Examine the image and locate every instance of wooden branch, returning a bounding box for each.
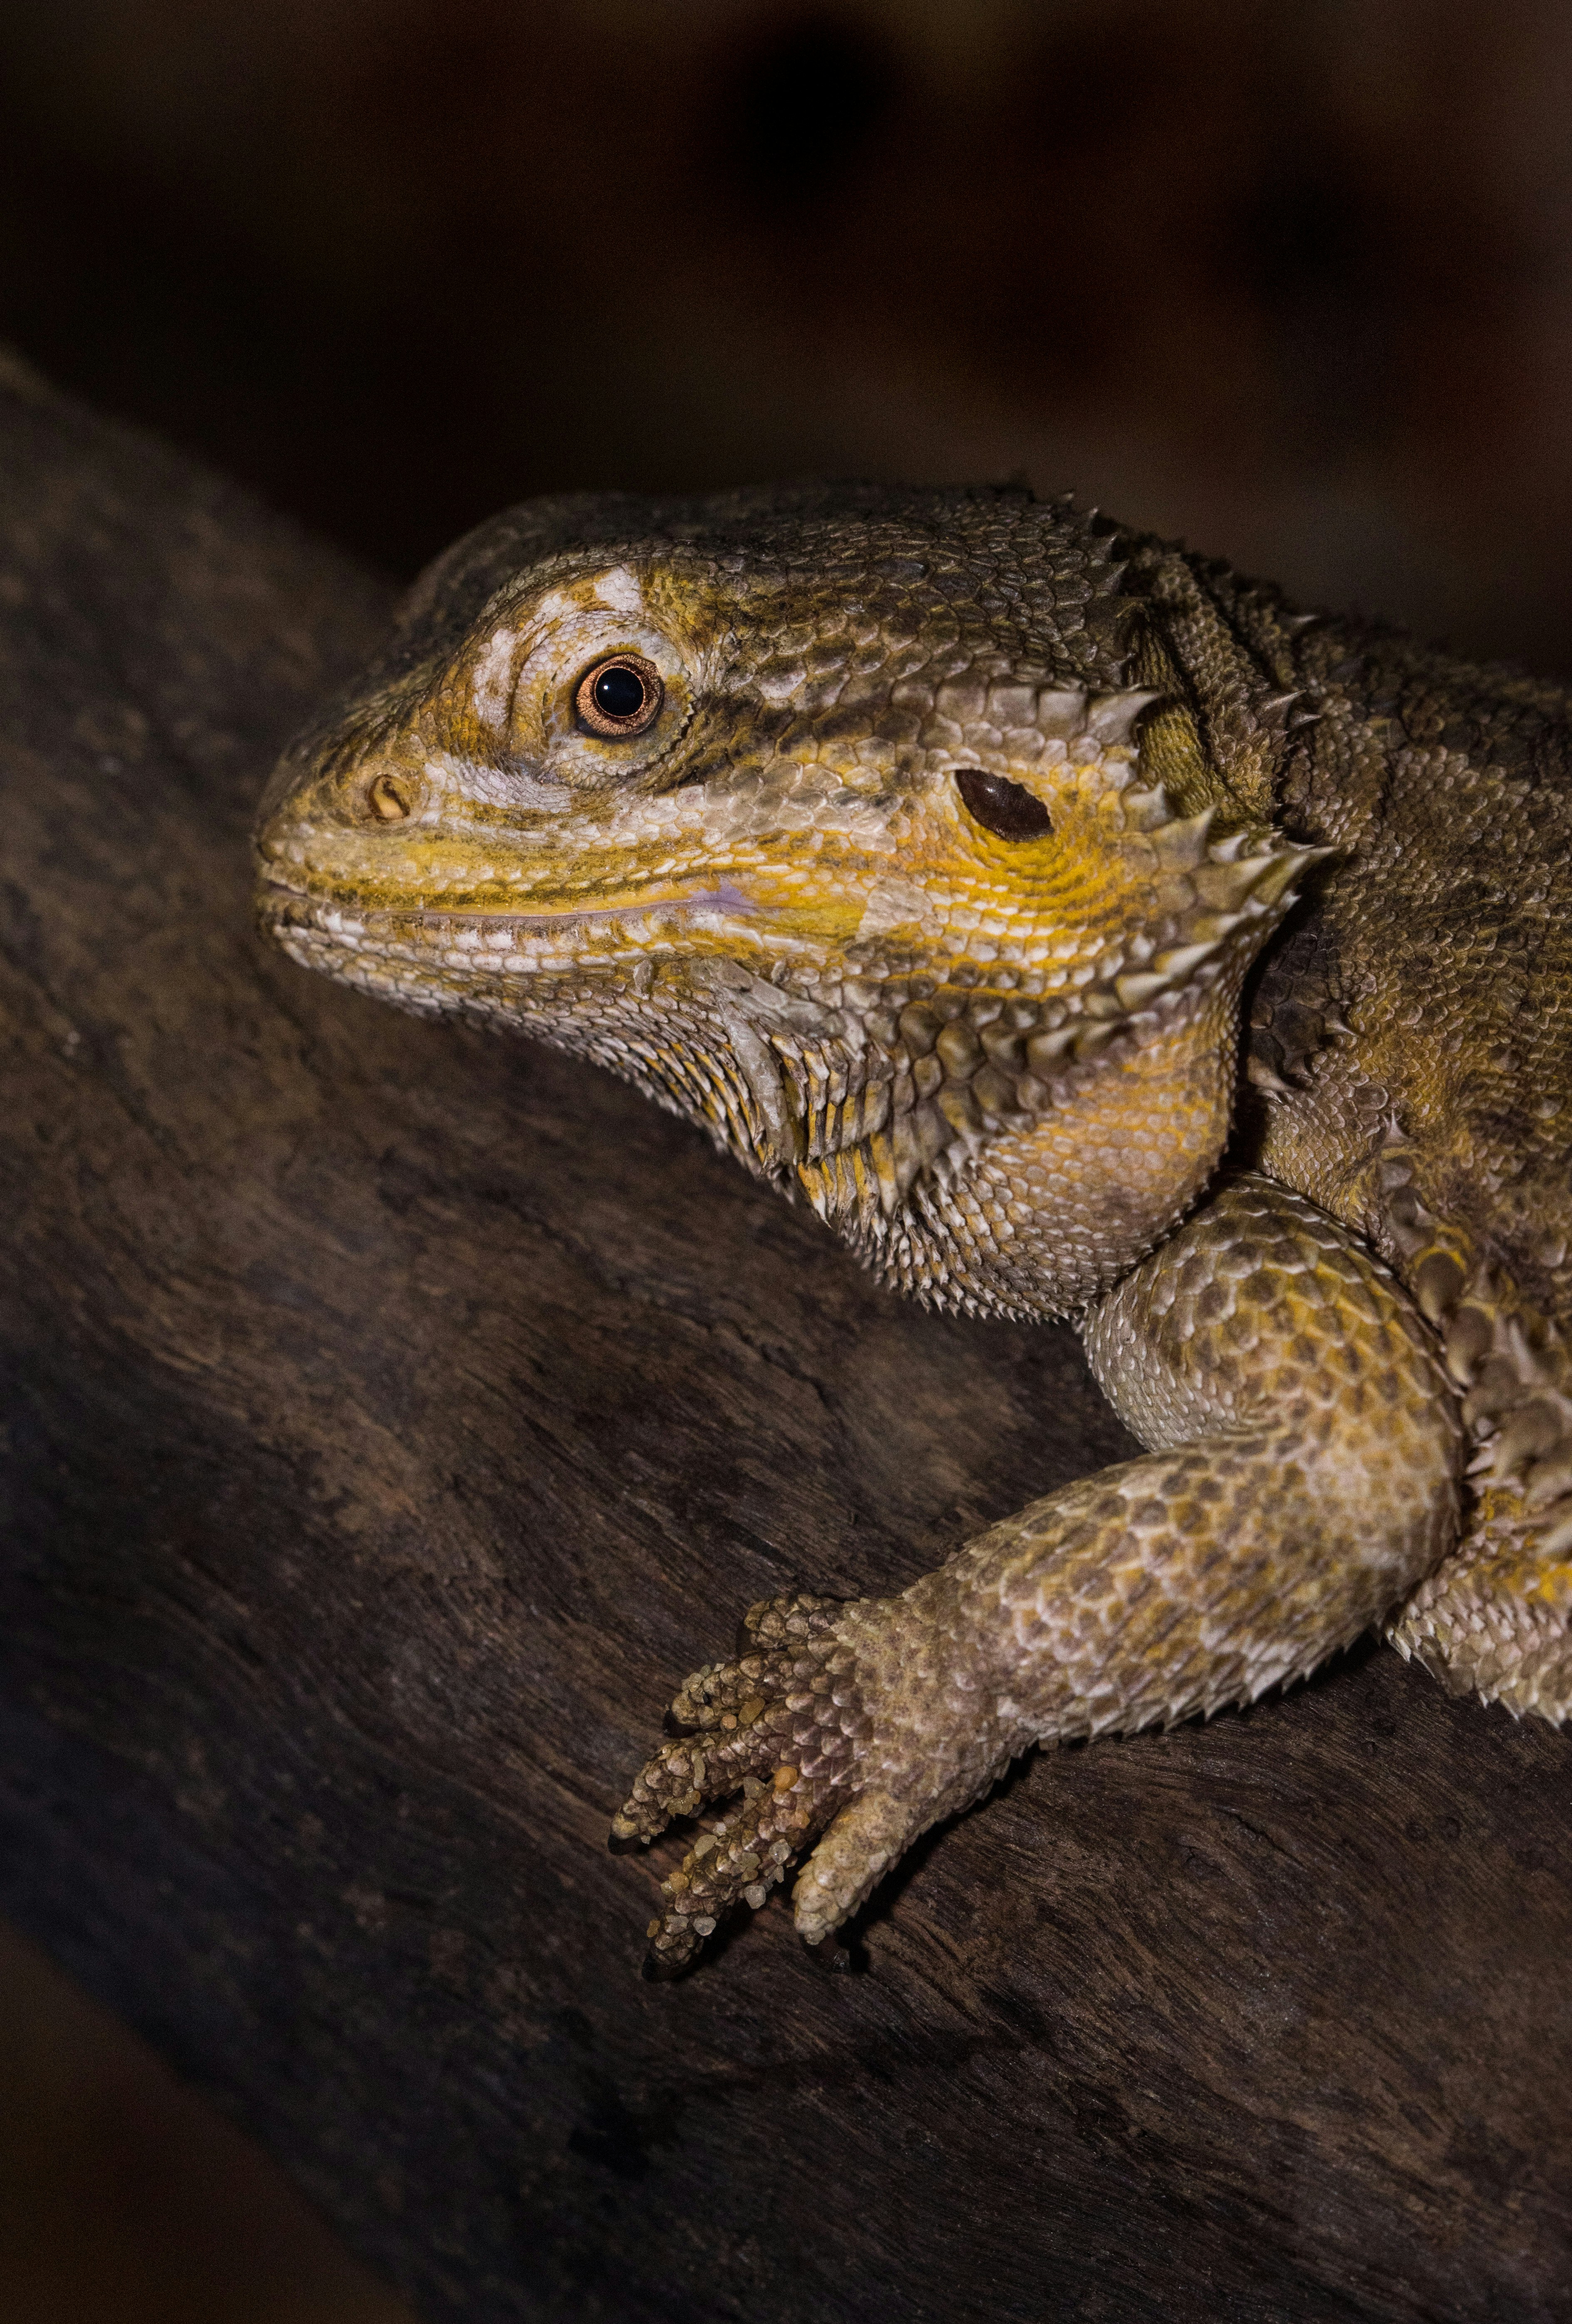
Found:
[2,350,1569,2322]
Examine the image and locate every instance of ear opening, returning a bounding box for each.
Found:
[954,768,1052,839]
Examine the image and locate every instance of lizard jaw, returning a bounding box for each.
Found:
[257,872,762,934]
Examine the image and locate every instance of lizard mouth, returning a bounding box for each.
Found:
[257,874,762,932]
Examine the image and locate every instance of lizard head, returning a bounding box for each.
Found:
[256,486,1322,1318]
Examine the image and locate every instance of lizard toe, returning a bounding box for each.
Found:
[793,1786,919,1948]
[619,1593,881,1966]
[740,1590,846,1649]
[610,1716,782,1846]
[642,1774,825,1975]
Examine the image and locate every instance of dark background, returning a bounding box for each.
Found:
[4,0,1571,671]
[2,1,1570,2315]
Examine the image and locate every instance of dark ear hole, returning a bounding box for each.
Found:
[955,768,1052,840]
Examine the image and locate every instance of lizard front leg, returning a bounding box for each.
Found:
[614,1176,1462,1973]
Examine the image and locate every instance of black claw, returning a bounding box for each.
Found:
[607,1828,646,1854]
[641,1952,691,1982]
[804,1934,853,1973]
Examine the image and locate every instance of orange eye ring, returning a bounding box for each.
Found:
[575,653,664,739]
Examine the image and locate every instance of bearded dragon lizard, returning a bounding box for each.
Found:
[254,485,1572,1975]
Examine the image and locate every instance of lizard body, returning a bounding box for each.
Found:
[254,484,1572,1972]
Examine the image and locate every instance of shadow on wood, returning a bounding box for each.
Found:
[0,1915,413,2323]
[2,352,1569,2322]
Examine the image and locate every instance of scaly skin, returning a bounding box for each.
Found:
[254,484,1570,1974]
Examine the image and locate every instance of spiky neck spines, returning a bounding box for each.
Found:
[748,697,1329,1316]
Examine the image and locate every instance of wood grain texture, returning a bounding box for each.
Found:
[2,353,1570,2323]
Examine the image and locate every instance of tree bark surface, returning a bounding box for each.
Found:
[2,354,1570,2324]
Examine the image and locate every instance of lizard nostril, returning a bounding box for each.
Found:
[367,772,413,822]
[955,767,1052,840]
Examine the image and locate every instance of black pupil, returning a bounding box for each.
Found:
[592,664,647,720]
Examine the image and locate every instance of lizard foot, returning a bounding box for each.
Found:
[612,1590,950,1975]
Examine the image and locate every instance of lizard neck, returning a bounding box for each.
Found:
[1112,516,1572,1361]
[1110,529,1330,828]
[1110,518,1570,837]
[831,977,1241,1323]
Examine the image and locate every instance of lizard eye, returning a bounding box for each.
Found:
[575,653,664,739]
[955,767,1052,840]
